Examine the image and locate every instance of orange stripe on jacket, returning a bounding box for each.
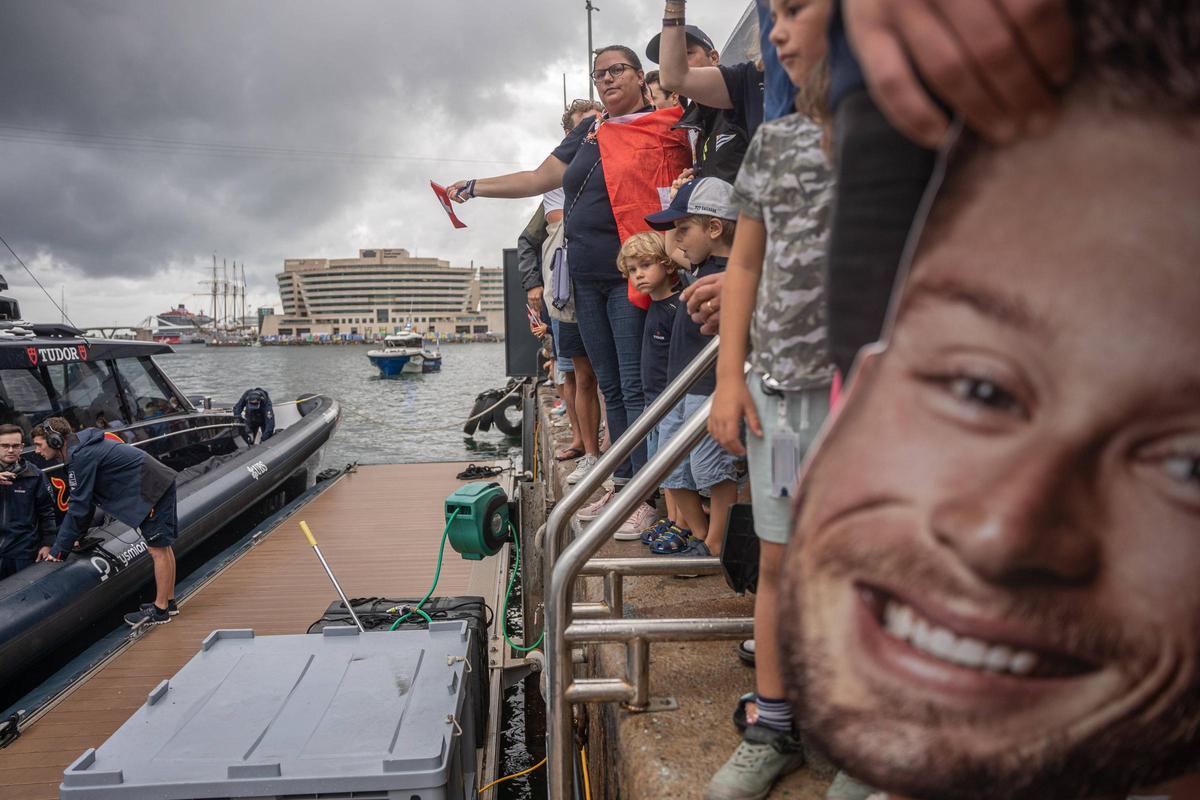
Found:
[596,106,692,310]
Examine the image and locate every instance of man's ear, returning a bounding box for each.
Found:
[709,49,720,66]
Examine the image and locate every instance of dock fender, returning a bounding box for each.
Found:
[475,390,501,434]
[491,394,522,436]
[463,391,494,436]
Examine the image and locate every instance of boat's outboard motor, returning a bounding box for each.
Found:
[444,482,514,560]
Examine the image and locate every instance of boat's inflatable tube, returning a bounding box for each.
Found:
[0,395,341,691]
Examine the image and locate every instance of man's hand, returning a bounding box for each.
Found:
[708,380,761,457]
[36,546,52,562]
[845,0,1073,147]
[527,286,544,309]
[682,273,725,335]
[0,471,13,486]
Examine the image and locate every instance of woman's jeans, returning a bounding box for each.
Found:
[572,277,646,481]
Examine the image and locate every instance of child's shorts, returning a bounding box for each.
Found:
[658,394,739,492]
[745,376,831,544]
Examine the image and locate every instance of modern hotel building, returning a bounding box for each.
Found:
[259,248,505,339]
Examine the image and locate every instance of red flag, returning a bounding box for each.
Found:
[595,106,692,309]
[430,181,468,229]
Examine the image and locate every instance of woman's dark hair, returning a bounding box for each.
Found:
[593,46,648,104]
[593,45,643,72]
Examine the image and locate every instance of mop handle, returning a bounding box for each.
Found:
[299,521,366,632]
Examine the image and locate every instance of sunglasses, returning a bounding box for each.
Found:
[591,63,636,84]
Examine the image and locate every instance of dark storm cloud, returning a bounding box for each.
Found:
[0,0,739,324]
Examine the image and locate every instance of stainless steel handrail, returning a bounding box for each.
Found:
[545,337,757,797]
[542,336,721,585]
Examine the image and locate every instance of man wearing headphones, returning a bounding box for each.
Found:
[37,417,180,626]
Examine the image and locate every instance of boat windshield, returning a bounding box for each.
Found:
[0,356,184,435]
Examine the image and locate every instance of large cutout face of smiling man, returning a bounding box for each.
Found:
[781,12,1200,800]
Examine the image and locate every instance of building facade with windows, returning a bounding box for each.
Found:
[259,249,505,339]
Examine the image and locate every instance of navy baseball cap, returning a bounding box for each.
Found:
[646,25,716,64]
[645,177,737,230]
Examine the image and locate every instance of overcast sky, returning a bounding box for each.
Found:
[0,0,748,328]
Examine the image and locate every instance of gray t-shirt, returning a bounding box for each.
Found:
[732,113,835,391]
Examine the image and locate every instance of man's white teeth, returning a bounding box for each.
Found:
[883,600,1040,676]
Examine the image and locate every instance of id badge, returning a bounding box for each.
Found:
[770,428,803,498]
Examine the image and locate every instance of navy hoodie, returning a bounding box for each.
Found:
[51,429,177,557]
[0,460,57,561]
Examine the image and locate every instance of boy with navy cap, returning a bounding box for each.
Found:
[642,178,740,557]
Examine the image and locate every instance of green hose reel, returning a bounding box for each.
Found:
[445,482,512,560]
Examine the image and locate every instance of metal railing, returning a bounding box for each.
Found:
[542,337,754,797]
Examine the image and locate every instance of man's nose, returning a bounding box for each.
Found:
[930,441,1100,586]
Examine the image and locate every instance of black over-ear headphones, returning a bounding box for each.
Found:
[45,427,66,451]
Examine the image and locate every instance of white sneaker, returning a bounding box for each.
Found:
[565,454,597,485]
[576,488,615,521]
[615,503,658,540]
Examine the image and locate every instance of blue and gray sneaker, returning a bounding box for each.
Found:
[125,604,170,627]
[640,518,676,545]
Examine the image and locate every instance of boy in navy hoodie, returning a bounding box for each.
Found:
[613,232,686,542]
[644,178,740,556]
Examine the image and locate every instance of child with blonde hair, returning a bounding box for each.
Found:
[605,231,685,540]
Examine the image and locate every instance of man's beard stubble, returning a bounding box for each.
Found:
[778,522,1200,799]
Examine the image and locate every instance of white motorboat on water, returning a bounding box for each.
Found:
[366,331,443,376]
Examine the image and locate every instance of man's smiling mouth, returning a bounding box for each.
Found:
[860,584,1097,680]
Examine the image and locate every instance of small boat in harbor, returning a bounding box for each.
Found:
[366,331,443,376]
[0,317,340,691]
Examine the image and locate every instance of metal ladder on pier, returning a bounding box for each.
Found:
[542,337,754,797]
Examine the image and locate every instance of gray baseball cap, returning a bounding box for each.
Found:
[645,177,737,230]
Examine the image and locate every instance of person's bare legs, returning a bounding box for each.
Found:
[704,480,737,556]
[754,541,786,700]
[561,372,584,453]
[572,355,601,457]
[667,488,708,542]
[664,491,680,525]
[149,545,176,609]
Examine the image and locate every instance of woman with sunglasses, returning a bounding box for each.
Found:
[446,45,690,534]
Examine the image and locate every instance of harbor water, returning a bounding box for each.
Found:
[158,341,522,467]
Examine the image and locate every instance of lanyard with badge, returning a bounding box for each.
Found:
[762,372,810,499]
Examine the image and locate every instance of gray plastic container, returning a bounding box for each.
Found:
[60,622,479,800]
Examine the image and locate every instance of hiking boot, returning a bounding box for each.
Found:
[576,488,615,521]
[615,503,658,540]
[125,604,170,627]
[706,724,804,800]
[825,771,878,800]
[565,454,597,485]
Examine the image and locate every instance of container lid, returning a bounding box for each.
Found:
[61,624,473,799]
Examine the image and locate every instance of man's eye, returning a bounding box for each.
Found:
[1163,455,1200,485]
[945,376,1023,415]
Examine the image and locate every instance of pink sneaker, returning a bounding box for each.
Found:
[576,488,615,521]
[615,503,658,540]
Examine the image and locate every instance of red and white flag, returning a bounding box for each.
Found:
[429,181,468,229]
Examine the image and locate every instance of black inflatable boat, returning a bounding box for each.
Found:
[0,322,340,688]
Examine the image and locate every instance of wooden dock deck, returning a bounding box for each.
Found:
[0,461,509,800]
